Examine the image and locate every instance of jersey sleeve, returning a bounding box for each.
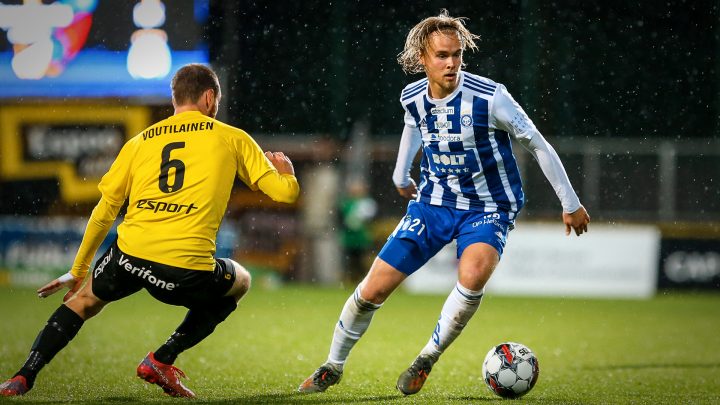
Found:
[402,108,418,128]
[490,84,538,142]
[491,84,582,213]
[256,172,300,203]
[233,130,275,190]
[392,124,422,188]
[98,137,138,205]
[69,197,122,278]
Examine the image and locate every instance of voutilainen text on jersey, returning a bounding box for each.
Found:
[142,121,214,140]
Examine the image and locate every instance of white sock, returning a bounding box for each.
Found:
[327,287,381,369]
[419,282,484,363]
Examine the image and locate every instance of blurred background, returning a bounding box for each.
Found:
[0,0,718,296]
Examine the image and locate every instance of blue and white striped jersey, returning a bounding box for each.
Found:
[396,71,531,217]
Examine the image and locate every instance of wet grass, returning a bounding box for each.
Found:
[1,286,719,404]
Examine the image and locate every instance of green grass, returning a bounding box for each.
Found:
[1,285,719,404]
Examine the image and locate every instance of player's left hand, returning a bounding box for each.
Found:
[37,272,83,301]
[396,178,418,199]
[563,206,590,236]
[265,151,295,176]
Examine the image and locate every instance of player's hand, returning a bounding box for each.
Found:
[37,272,83,301]
[396,178,418,199]
[563,206,590,236]
[265,151,295,176]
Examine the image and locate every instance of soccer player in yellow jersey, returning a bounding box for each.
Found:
[0,64,300,398]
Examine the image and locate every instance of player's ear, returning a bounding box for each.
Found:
[205,89,214,105]
[418,50,426,66]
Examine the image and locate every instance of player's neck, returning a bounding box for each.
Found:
[427,80,459,100]
[174,105,205,116]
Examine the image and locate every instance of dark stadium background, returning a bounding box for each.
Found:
[208,1,718,139]
[0,0,717,288]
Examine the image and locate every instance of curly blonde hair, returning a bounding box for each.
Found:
[397,9,479,75]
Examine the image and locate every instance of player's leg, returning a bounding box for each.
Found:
[396,244,498,395]
[421,242,498,358]
[298,257,407,393]
[222,259,252,302]
[1,276,108,396]
[300,201,446,393]
[139,258,246,397]
[397,211,512,395]
[152,258,245,365]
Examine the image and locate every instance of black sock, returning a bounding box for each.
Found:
[154,297,236,365]
[16,305,84,387]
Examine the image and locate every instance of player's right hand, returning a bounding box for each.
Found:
[265,151,295,176]
[396,178,418,200]
[37,272,83,302]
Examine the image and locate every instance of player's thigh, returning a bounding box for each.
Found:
[377,201,453,276]
[147,258,238,307]
[91,242,143,303]
[455,211,513,290]
[457,242,500,291]
[65,274,109,320]
[217,258,251,301]
[358,257,408,304]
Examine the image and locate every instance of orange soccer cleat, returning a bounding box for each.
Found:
[136,352,195,398]
[0,375,30,397]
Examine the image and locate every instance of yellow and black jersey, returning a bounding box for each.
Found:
[97,111,277,271]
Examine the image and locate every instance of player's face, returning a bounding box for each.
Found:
[420,31,462,99]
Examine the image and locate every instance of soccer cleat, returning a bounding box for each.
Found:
[297,363,343,393]
[0,375,30,397]
[136,352,195,398]
[396,355,434,395]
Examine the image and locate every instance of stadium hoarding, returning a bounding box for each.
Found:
[0,216,238,288]
[659,238,720,290]
[0,104,149,202]
[404,223,660,299]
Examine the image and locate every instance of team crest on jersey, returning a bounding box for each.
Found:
[461,114,473,127]
[419,118,427,128]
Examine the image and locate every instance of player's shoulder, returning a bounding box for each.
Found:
[461,71,502,97]
[399,77,429,103]
[203,117,250,139]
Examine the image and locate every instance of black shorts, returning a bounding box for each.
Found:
[91,241,236,309]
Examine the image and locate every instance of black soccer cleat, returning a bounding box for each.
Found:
[396,355,434,395]
[297,363,343,393]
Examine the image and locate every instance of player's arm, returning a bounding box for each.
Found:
[256,151,300,203]
[38,198,123,300]
[234,129,299,203]
[38,138,135,299]
[392,124,422,199]
[491,84,590,236]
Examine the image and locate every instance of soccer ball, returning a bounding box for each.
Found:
[481,342,539,399]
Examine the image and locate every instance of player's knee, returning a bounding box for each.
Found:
[66,290,106,319]
[225,259,251,301]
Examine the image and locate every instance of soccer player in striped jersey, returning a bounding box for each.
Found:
[299,9,590,395]
[0,64,300,398]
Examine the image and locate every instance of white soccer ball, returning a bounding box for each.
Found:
[481,342,539,398]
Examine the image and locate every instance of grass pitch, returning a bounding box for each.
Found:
[1,285,719,404]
